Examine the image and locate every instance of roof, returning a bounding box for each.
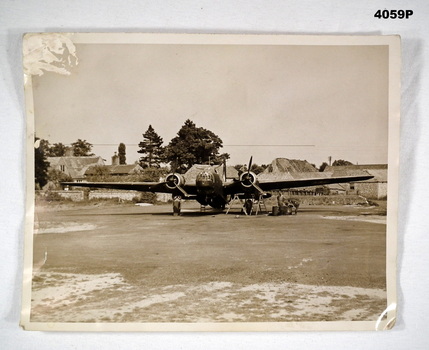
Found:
[108,164,143,175]
[324,164,387,171]
[85,164,144,175]
[258,171,331,182]
[323,164,387,182]
[47,156,104,179]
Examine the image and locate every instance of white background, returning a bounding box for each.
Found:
[1,1,428,349]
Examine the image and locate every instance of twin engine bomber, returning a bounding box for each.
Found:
[63,157,373,215]
[164,164,269,211]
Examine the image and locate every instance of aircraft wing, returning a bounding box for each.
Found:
[257,174,374,192]
[223,174,373,194]
[61,181,198,195]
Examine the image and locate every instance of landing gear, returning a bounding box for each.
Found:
[172,195,182,216]
[196,195,227,211]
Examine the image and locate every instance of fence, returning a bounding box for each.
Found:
[36,190,171,203]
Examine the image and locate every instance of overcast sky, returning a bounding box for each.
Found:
[33,42,388,167]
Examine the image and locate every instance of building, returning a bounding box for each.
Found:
[323,164,388,199]
[84,163,144,177]
[47,156,105,182]
[84,152,144,177]
[256,158,387,199]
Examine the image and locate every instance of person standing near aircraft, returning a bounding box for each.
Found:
[173,195,182,216]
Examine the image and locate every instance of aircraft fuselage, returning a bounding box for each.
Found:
[195,170,228,209]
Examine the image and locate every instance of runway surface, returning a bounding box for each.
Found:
[31,201,387,323]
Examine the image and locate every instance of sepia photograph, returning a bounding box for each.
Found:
[21,33,400,331]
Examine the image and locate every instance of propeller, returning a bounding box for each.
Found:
[166,174,179,188]
[223,157,227,182]
[247,156,253,175]
[166,157,178,187]
[166,156,187,193]
[240,156,256,187]
[239,156,266,196]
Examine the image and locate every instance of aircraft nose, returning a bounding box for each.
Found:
[196,171,215,189]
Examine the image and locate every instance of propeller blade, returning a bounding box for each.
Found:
[247,156,253,174]
[223,157,227,182]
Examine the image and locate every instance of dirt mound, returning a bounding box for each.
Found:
[263,158,317,174]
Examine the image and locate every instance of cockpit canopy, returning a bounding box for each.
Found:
[196,171,214,183]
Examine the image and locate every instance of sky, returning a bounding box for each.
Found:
[33,40,389,168]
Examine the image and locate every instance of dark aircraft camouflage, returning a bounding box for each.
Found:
[63,157,373,215]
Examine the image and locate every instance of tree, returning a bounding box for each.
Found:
[165,119,228,172]
[234,163,267,175]
[33,139,68,157]
[48,142,67,157]
[34,137,50,189]
[86,165,110,181]
[251,164,267,175]
[118,143,126,165]
[90,165,110,176]
[46,168,73,189]
[332,159,353,166]
[138,167,167,182]
[319,162,328,172]
[71,139,94,156]
[138,125,164,168]
[218,152,231,164]
[38,138,51,156]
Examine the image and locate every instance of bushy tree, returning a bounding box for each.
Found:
[234,163,267,175]
[46,168,73,189]
[332,159,353,166]
[138,125,164,168]
[48,142,67,157]
[319,162,328,172]
[118,143,126,165]
[34,137,50,189]
[165,119,228,172]
[71,139,94,156]
[38,138,51,155]
[85,165,110,182]
[138,167,167,182]
[34,139,68,157]
[251,164,267,175]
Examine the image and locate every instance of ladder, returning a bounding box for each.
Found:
[254,194,268,215]
[226,194,267,216]
[225,194,244,215]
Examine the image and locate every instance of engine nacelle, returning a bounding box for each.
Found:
[165,173,186,189]
[239,171,257,188]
